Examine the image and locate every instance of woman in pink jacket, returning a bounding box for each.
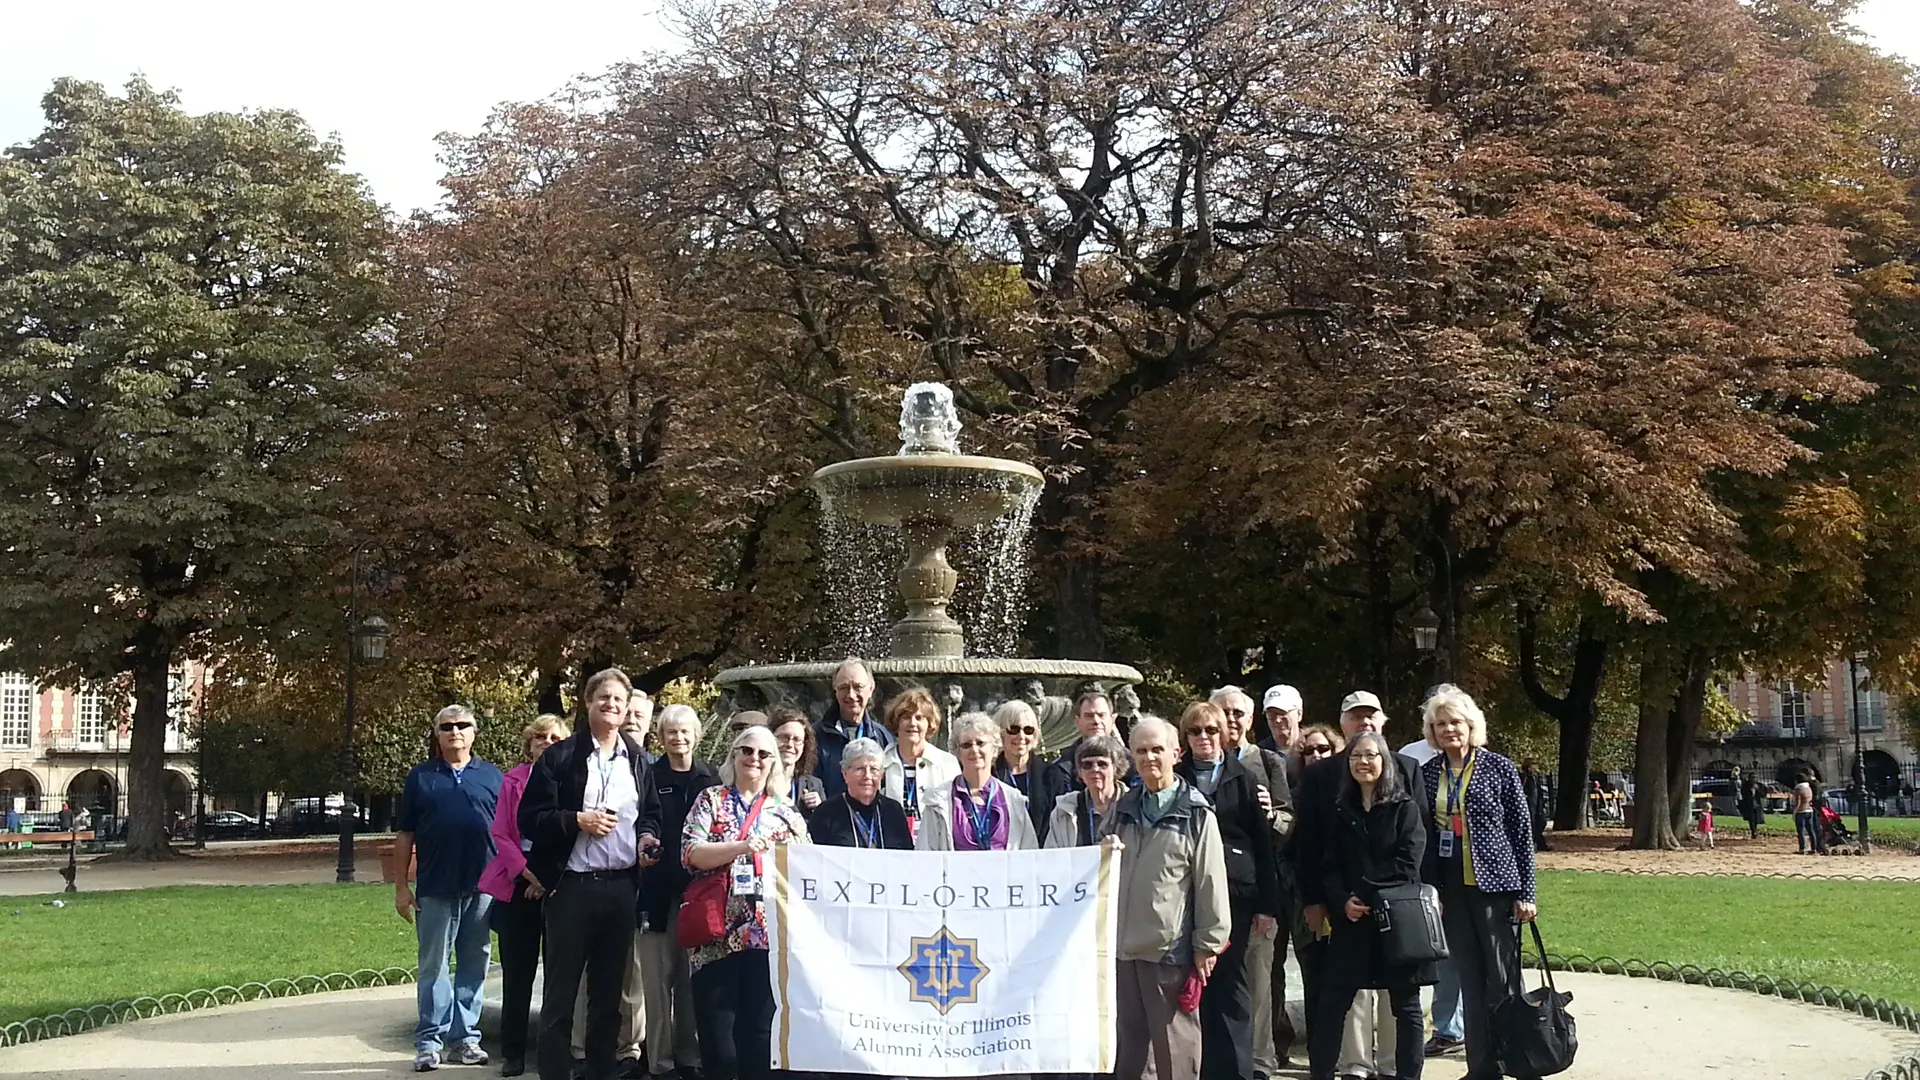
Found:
[479,715,569,1077]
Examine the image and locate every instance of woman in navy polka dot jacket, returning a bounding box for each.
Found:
[1419,687,1538,1080]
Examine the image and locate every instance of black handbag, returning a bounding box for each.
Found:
[1493,921,1578,1078]
[1372,882,1449,966]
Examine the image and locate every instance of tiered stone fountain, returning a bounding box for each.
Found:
[714,383,1139,748]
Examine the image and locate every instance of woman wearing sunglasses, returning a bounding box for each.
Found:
[681,725,810,1080]
[477,714,569,1077]
[993,699,1070,841]
[917,711,1040,851]
[1042,733,1131,847]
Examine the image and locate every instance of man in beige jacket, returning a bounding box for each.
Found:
[1101,716,1232,1080]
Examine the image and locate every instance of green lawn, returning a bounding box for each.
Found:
[1534,870,1920,1005]
[0,884,415,1027]
[2,872,1916,1030]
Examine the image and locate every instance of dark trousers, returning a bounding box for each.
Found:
[1291,923,1327,1055]
[692,949,776,1080]
[1271,888,1297,1055]
[1308,981,1421,1080]
[491,892,545,1065]
[1199,904,1255,1080]
[1438,857,1520,1080]
[539,871,638,1080]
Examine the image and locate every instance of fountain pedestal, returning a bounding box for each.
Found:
[893,517,963,658]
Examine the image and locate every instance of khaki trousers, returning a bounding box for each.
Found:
[1117,960,1202,1080]
[639,911,702,1072]
[1247,921,1279,1074]
[570,933,647,1061]
[1336,989,1395,1077]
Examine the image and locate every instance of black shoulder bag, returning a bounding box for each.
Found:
[1493,920,1578,1078]
[1371,882,1449,966]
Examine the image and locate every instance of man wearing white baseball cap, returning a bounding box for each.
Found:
[1259,685,1303,760]
[1288,690,1429,1080]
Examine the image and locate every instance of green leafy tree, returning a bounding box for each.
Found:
[0,80,391,857]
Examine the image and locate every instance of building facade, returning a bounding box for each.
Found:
[1702,657,1915,796]
[0,669,202,822]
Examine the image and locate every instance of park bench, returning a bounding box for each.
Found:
[0,830,94,845]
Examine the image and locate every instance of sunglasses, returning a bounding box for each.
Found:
[734,747,774,761]
[438,722,474,733]
[1302,744,1333,757]
[1185,725,1222,737]
[1003,725,1038,736]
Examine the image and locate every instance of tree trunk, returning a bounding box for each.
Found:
[122,634,177,859]
[1630,652,1682,850]
[1045,553,1107,660]
[1665,647,1710,837]
[534,669,566,717]
[1517,605,1608,831]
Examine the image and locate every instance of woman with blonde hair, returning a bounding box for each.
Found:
[881,687,960,835]
[681,724,809,1080]
[916,712,1040,851]
[477,714,568,1077]
[993,698,1070,840]
[1418,686,1537,1080]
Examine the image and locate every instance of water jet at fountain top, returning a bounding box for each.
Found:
[715,382,1139,749]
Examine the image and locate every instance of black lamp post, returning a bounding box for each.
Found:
[1848,653,1872,854]
[337,544,390,885]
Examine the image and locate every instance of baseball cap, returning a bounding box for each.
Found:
[1339,691,1384,715]
[1263,685,1302,713]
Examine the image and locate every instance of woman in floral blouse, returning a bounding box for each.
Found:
[681,724,810,1080]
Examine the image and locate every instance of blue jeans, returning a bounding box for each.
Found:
[415,891,493,1053]
[1794,812,1825,854]
[1431,955,1465,1040]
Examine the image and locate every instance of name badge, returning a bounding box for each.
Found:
[1437,830,1455,858]
[730,855,761,898]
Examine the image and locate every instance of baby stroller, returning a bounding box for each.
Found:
[1819,806,1858,854]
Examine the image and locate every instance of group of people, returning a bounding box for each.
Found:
[390,659,1540,1080]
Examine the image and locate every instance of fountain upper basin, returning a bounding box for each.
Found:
[812,455,1044,528]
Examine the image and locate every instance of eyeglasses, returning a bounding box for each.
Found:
[533,732,564,743]
[438,722,474,733]
[1004,725,1037,736]
[734,747,774,761]
[1301,743,1333,758]
[1185,725,1221,737]
[1350,751,1384,762]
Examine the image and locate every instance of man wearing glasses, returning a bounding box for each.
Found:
[813,659,895,800]
[394,705,506,1072]
[521,669,665,1080]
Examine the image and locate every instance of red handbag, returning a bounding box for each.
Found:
[676,793,765,949]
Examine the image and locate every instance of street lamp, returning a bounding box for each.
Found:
[337,542,390,885]
[1847,653,1872,854]
[1411,606,1441,653]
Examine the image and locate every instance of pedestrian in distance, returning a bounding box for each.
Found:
[395,705,505,1073]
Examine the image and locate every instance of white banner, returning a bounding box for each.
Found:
[768,843,1118,1076]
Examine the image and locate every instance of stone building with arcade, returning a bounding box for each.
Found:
[1701,656,1916,800]
[0,668,202,826]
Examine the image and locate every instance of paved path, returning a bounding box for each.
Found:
[0,852,385,895]
[0,969,1910,1080]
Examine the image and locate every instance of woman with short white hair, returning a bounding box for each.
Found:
[1417,686,1537,1080]
[915,712,1039,851]
[812,737,915,849]
[681,725,809,1080]
[638,704,717,1080]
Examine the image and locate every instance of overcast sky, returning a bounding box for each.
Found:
[1,0,1915,216]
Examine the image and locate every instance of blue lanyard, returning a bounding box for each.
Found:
[850,804,882,848]
[592,749,618,808]
[728,789,756,829]
[959,780,997,847]
[1084,796,1099,845]
[903,768,918,813]
[1443,750,1475,817]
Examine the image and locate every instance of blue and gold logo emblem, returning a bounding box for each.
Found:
[898,926,989,1015]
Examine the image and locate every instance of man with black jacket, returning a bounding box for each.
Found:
[1290,691,1428,1078]
[1175,700,1281,1080]
[521,669,664,1080]
[813,659,895,800]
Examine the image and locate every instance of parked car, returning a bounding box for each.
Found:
[198,811,259,839]
[273,799,368,836]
